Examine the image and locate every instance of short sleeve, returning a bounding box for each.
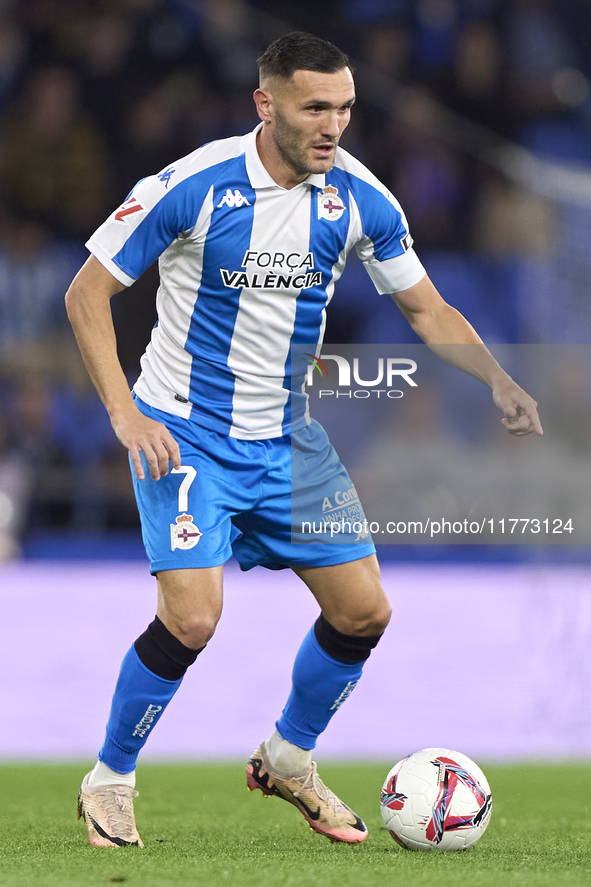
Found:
[349,174,426,293]
[86,170,211,286]
[360,245,426,294]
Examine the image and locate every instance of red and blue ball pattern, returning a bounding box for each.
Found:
[380,748,492,851]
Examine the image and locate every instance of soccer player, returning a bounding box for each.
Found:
[66,32,542,849]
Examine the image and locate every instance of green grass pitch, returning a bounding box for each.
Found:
[1,762,590,887]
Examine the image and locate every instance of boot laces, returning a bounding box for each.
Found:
[293,763,347,814]
[100,787,139,838]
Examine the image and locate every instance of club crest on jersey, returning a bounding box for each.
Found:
[318,185,346,222]
[170,513,202,551]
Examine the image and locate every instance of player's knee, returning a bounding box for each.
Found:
[365,597,392,635]
[172,611,220,649]
[329,591,392,637]
[134,615,208,681]
[156,567,223,649]
[336,603,391,637]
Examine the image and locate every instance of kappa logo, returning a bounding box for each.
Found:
[157,167,176,189]
[170,513,202,551]
[217,188,251,209]
[318,185,346,221]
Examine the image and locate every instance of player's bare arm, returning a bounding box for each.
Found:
[392,274,543,437]
[65,256,181,480]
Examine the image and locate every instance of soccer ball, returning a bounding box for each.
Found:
[380,748,492,851]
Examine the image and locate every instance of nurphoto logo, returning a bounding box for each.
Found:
[305,352,418,399]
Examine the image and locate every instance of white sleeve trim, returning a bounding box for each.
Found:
[86,238,136,287]
[363,248,426,294]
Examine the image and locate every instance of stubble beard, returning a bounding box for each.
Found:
[273,109,337,177]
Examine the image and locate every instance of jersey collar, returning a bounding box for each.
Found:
[245,123,326,191]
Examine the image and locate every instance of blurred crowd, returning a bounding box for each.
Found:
[0,0,590,553]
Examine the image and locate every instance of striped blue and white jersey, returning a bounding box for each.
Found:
[87,124,426,439]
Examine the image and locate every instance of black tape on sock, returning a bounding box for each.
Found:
[134,616,204,681]
[313,613,382,665]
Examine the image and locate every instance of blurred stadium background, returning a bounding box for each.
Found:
[1,0,591,763]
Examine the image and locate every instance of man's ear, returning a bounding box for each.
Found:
[253,87,273,123]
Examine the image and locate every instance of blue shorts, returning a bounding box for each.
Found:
[131,397,376,573]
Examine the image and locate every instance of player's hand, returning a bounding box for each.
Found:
[492,377,543,437]
[111,407,182,480]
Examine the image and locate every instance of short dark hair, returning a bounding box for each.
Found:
[257,32,353,82]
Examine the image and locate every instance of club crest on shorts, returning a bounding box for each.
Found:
[318,185,346,221]
[170,513,202,551]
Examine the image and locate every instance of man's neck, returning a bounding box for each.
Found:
[256,126,308,190]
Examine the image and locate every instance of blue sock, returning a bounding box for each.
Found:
[276,627,364,750]
[98,645,182,773]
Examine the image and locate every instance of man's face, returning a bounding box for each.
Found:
[267,68,355,178]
